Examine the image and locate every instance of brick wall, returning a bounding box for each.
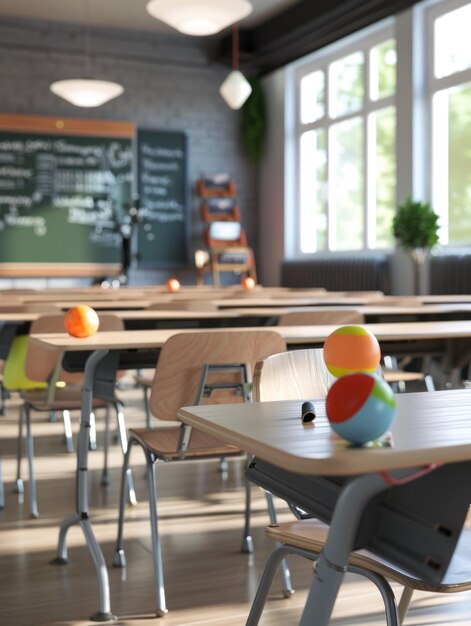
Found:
[0,18,257,286]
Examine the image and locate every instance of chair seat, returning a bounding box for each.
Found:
[266,519,471,593]
[130,426,241,460]
[20,386,110,411]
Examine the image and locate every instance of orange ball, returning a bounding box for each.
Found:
[166,278,180,292]
[323,325,381,377]
[241,276,256,291]
[64,305,100,338]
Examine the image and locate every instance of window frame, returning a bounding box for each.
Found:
[426,0,471,247]
[290,20,396,256]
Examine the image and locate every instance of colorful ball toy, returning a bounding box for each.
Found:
[166,278,181,292]
[326,372,396,445]
[64,305,100,338]
[323,325,381,377]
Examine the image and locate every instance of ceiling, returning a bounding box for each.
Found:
[0,0,422,75]
[0,0,302,35]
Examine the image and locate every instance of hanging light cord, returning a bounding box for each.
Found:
[232,24,239,71]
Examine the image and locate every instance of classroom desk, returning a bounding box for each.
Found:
[28,323,471,620]
[177,390,471,626]
[30,319,471,378]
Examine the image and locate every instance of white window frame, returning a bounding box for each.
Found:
[426,0,471,247]
[289,19,396,256]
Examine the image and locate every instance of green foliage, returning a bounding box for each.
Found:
[392,197,439,251]
[240,77,266,163]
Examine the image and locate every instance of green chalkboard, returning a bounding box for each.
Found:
[136,129,188,267]
[0,131,133,267]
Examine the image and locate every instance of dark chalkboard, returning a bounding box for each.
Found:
[0,115,134,276]
[136,129,188,267]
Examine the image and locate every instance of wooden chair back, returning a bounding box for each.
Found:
[253,349,336,402]
[149,330,286,422]
[278,309,364,326]
[25,313,124,383]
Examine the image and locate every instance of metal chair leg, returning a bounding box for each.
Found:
[142,385,152,429]
[0,458,4,509]
[62,409,74,453]
[398,585,414,624]
[114,401,137,505]
[145,451,168,616]
[89,411,97,451]
[113,438,134,569]
[245,545,292,626]
[245,545,400,626]
[265,491,294,597]
[102,407,111,486]
[24,405,38,518]
[241,478,254,553]
[15,404,25,495]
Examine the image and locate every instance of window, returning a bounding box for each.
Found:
[295,27,396,253]
[429,0,471,246]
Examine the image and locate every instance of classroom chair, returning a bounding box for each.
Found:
[112,329,287,616]
[14,313,135,518]
[201,221,257,286]
[277,309,435,392]
[247,348,471,626]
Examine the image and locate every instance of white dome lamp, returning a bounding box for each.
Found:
[49,0,124,108]
[146,0,253,36]
[219,24,252,110]
[50,79,124,108]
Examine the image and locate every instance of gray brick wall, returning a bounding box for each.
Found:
[0,18,258,286]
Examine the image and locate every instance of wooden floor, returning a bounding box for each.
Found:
[1,382,471,626]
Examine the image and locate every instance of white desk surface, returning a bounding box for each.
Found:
[178,390,471,476]
[28,320,471,352]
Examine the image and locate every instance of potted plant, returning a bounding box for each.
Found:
[392,197,440,294]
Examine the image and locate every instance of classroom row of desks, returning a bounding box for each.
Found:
[23,324,471,623]
[2,286,471,623]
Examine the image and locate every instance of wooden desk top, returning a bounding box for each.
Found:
[29,319,471,352]
[178,390,471,476]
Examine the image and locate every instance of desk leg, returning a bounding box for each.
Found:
[299,474,387,626]
[54,349,116,622]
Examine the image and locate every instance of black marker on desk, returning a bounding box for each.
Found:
[301,401,316,424]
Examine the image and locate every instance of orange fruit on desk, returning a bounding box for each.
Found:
[166,278,180,292]
[241,276,256,291]
[64,305,100,338]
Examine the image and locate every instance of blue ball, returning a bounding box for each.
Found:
[326,373,396,445]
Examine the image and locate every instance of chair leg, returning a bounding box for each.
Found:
[89,411,97,451]
[114,401,137,505]
[24,405,39,518]
[424,374,436,392]
[101,407,111,486]
[348,564,400,626]
[62,409,74,454]
[0,458,4,509]
[0,383,9,416]
[142,385,152,429]
[245,545,293,626]
[265,492,294,597]
[398,585,414,624]
[145,451,168,616]
[241,477,254,553]
[15,404,25,495]
[245,545,400,626]
[113,439,134,569]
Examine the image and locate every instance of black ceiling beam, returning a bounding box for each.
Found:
[218,0,423,76]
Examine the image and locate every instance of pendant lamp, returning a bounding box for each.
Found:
[50,79,124,108]
[49,0,124,107]
[146,0,253,36]
[219,25,252,110]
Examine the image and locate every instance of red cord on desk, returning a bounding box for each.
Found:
[379,462,443,486]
